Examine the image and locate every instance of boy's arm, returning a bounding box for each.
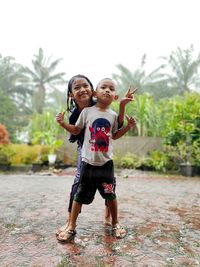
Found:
[118,86,137,127]
[56,112,81,135]
[112,115,136,140]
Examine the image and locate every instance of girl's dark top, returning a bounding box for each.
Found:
[68,100,96,146]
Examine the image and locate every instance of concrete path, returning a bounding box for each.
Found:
[0,168,200,267]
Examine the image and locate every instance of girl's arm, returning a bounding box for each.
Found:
[118,86,137,127]
[113,115,136,140]
[56,112,81,135]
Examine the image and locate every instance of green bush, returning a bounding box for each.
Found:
[113,153,139,169]
[9,144,49,165]
[0,145,14,165]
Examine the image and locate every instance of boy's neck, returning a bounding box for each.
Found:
[95,102,110,110]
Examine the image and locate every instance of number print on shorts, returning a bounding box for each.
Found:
[102,183,113,194]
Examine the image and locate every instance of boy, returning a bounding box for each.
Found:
[57,78,136,241]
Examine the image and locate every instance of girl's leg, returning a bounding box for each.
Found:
[56,145,82,236]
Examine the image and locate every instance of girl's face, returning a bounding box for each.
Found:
[71,78,93,107]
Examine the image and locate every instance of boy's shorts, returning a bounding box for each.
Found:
[74,160,116,204]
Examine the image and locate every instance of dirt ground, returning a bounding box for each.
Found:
[0,168,200,267]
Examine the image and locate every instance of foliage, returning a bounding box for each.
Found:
[160,45,200,95]
[9,144,49,165]
[0,124,10,144]
[160,92,200,165]
[148,150,169,172]
[111,55,168,100]
[0,54,30,105]
[0,88,22,143]
[113,153,139,169]
[28,111,63,153]
[192,139,200,166]
[0,145,15,165]
[22,48,66,113]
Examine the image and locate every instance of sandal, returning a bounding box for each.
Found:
[112,224,126,238]
[57,229,76,242]
[56,224,68,236]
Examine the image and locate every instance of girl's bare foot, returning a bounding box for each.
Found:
[104,217,112,226]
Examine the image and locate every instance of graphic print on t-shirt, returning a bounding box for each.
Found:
[89,118,111,152]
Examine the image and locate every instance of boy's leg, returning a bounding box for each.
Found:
[107,198,126,238]
[106,198,118,226]
[104,205,111,226]
[57,200,81,242]
[104,176,116,225]
[99,161,126,238]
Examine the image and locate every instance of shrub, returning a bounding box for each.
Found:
[9,144,50,165]
[114,153,139,169]
[0,145,14,165]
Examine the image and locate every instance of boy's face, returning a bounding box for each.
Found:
[95,79,118,105]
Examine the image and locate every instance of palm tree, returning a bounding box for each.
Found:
[23,48,66,113]
[112,54,168,100]
[160,45,200,95]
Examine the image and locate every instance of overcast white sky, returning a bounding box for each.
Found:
[1,0,200,86]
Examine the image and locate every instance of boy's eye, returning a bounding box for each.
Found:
[101,127,105,132]
[97,127,100,131]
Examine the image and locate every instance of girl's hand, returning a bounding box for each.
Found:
[55,111,65,125]
[120,86,138,106]
[125,115,136,129]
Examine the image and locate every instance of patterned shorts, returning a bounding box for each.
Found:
[74,160,116,204]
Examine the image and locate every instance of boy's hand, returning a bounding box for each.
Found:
[120,86,138,106]
[55,111,65,125]
[125,115,136,129]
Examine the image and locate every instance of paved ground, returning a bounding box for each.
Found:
[0,168,200,267]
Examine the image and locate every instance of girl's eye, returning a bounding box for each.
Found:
[97,127,100,131]
[73,87,80,91]
[101,127,105,132]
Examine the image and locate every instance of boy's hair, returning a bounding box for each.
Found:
[96,78,116,90]
[67,74,94,112]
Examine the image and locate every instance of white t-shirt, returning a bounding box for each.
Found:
[75,105,118,166]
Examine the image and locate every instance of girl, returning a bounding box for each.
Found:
[56,74,136,241]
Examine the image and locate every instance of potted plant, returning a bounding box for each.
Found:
[29,111,64,166]
[177,136,196,177]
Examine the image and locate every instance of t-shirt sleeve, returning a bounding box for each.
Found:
[75,109,86,129]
